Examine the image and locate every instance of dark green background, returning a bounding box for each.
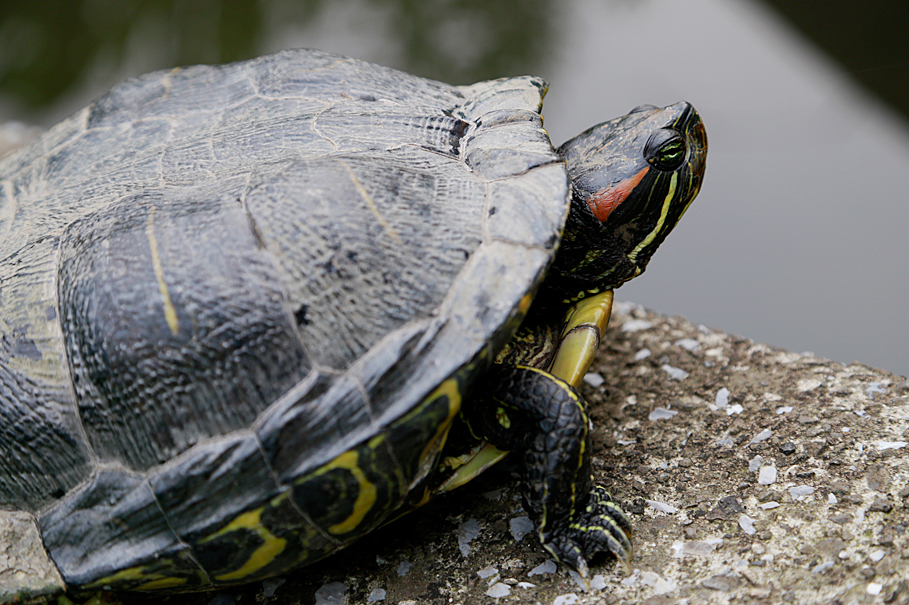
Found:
[2,0,906,122]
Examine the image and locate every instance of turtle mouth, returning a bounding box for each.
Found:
[672,101,708,176]
[693,120,708,153]
[688,122,707,198]
[661,101,707,203]
[683,109,708,201]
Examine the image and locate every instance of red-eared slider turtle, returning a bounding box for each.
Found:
[0,49,706,601]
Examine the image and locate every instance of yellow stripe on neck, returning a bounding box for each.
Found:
[628,172,677,264]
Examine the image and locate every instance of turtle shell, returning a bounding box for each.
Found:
[0,49,570,597]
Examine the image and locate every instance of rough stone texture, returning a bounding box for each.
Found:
[62,302,909,604]
[0,512,66,601]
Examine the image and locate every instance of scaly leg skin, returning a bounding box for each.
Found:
[549,291,615,389]
[464,364,632,577]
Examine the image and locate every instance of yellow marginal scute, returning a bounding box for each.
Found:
[314,449,378,535]
[86,565,189,591]
[135,575,190,591]
[200,505,287,582]
[416,378,462,474]
[518,292,533,316]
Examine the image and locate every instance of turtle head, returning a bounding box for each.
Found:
[542,101,707,304]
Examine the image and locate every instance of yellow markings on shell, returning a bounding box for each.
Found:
[416,378,463,476]
[134,575,190,590]
[200,505,287,581]
[549,291,614,387]
[339,160,403,245]
[311,449,379,536]
[86,565,189,591]
[146,206,180,335]
[628,172,677,264]
[518,292,533,316]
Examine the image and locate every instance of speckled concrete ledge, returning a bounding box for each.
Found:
[573,302,909,605]
[106,303,909,605]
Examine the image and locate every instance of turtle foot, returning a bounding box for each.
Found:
[544,485,633,577]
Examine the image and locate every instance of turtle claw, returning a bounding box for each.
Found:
[544,485,633,576]
[465,367,633,576]
[574,556,592,592]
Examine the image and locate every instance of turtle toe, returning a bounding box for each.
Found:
[545,485,633,575]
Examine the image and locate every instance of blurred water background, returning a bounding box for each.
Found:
[1,0,906,376]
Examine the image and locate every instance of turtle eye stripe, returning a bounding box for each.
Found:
[584,167,650,223]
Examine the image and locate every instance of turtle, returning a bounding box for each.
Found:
[0,49,706,602]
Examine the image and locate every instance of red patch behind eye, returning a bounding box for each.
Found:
[585,166,649,223]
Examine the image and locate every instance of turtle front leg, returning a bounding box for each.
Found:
[464,290,632,575]
[464,364,631,576]
[549,290,614,388]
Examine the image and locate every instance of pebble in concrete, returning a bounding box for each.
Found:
[509,516,533,541]
[789,485,815,499]
[713,387,729,410]
[875,441,907,450]
[477,566,497,579]
[758,466,777,485]
[647,500,678,514]
[583,372,605,387]
[485,583,510,598]
[528,560,557,576]
[676,338,701,351]
[457,518,480,556]
[314,582,346,605]
[261,579,285,598]
[648,407,678,421]
[621,319,652,332]
[672,538,723,558]
[750,429,773,444]
[748,455,763,471]
[396,560,412,577]
[662,364,689,380]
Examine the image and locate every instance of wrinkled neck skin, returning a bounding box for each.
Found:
[535,197,638,308]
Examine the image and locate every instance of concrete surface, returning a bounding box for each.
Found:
[118,301,908,605]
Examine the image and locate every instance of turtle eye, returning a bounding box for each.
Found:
[644,128,687,171]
